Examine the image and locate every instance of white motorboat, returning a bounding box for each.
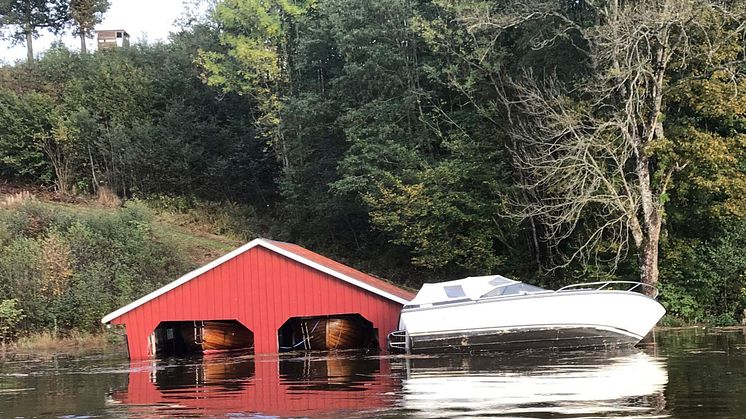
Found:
[388,275,665,353]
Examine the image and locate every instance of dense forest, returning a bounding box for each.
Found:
[0,0,744,340]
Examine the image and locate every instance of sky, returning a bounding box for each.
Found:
[1,0,189,64]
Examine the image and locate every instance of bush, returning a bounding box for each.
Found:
[0,201,190,336]
[0,299,25,345]
[660,219,746,324]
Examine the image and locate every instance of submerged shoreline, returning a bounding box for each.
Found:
[3,331,127,357]
[3,325,743,358]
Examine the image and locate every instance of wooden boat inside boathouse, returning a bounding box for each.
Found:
[101,238,415,359]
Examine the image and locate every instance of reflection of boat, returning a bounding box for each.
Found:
[389,275,665,353]
[401,351,668,417]
[281,315,376,351]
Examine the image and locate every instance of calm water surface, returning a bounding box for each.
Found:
[0,328,744,418]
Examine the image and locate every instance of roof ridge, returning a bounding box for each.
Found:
[101,238,412,324]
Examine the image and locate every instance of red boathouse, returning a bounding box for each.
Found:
[101,238,414,359]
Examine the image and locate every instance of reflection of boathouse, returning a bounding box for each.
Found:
[113,355,396,416]
[101,238,414,359]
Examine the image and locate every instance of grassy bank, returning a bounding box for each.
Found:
[8,331,127,355]
[0,190,250,350]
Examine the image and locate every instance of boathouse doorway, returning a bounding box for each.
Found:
[277,314,378,352]
[150,320,254,357]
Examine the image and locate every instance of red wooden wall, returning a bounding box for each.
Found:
[110,246,407,359]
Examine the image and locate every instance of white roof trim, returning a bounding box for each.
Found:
[101,238,409,324]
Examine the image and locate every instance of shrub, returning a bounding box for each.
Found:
[660,219,746,323]
[0,201,190,334]
[0,299,25,346]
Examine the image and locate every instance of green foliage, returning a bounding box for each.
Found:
[660,220,746,323]
[0,0,69,57]
[0,200,191,334]
[0,89,55,182]
[198,0,313,166]
[142,195,260,241]
[0,299,25,344]
[0,0,743,328]
[0,0,78,64]
[364,138,511,272]
[0,29,275,201]
[69,0,110,38]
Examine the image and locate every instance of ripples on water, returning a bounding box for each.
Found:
[0,328,744,418]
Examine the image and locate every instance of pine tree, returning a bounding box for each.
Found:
[69,0,109,53]
[0,0,68,63]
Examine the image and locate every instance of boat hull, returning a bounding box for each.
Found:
[407,325,641,353]
[398,291,665,353]
[286,315,375,351]
[200,321,254,352]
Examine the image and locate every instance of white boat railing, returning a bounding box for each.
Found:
[555,281,659,298]
[388,330,408,351]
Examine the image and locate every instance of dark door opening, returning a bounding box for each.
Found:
[151,320,254,357]
[154,357,255,392]
[278,314,378,353]
[280,356,380,390]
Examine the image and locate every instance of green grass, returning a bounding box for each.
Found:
[3,193,245,268]
[11,330,126,354]
[150,222,242,266]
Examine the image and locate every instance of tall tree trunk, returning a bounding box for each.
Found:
[25,31,33,63]
[639,237,660,295]
[79,32,87,54]
[636,152,662,293]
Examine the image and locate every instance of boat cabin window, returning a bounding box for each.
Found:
[444,285,466,298]
[481,283,546,298]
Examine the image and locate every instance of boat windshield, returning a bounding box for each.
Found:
[406,275,546,307]
[480,282,547,298]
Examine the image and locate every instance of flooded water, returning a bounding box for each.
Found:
[0,328,744,418]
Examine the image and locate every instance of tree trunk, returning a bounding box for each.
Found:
[26,31,33,63]
[639,236,660,295]
[636,155,662,294]
[79,32,87,54]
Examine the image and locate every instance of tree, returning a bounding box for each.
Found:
[69,0,109,53]
[0,0,69,63]
[198,0,312,169]
[0,89,55,183]
[440,0,746,290]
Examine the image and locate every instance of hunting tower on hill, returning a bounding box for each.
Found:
[97,29,130,50]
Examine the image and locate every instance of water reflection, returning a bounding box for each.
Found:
[154,355,255,393]
[110,349,669,418]
[400,349,669,418]
[8,329,746,418]
[111,353,397,417]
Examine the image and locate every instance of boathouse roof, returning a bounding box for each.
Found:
[101,238,414,324]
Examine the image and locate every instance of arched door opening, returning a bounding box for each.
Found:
[278,314,378,353]
[150,320,254,357]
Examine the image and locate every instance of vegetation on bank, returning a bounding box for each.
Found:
[0,0,744,341]
[0,191,243,344]
[11,330,124,353]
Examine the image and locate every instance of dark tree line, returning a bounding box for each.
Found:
[0,0,744,326]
